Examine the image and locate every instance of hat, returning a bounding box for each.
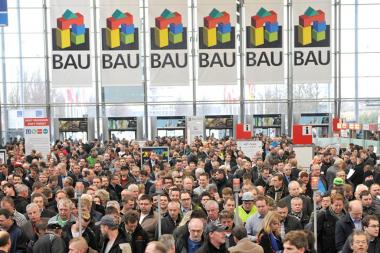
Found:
[205,222,226,234]
[241,192,254,201]
[46,223,62,230]
[95,215,118,228]
[333,177,344,186]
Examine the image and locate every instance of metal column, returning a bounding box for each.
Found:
[239,0,245,123]
[337,0,342,117]
[16,0,24,107]
[93,0,101,140]
[354,0,359,122]
[287,0,293,136]
[42,0,52,142]
[0,28,7,144]
[334,0,338,117]
[142,0,149,138]
[191,0,197,116]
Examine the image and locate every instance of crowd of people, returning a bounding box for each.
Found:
[0,135,378,253]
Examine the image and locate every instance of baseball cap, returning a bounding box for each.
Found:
[241,192,254,201]
[205,222,227,234]
[333,177,344,186]
[46,223,62,230]
[95,215,118,228]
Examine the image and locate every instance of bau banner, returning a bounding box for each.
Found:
[149,1,189,86]
[100,1,141,86]
[293,1,331,83]
[50,0,92,87]
[24,118,51,158]
[245,0,284,84]
[198,0,237,85]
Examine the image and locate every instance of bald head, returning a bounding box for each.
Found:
[69,237,88,253]
[349,200,363,221]
[288,181,300,197]
[188,218,204,242]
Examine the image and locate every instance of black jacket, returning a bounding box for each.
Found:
[100,230,127,253]
[62,222,99,251]
[341,235,380,253]
[267,185,289,202]
[41,209,57,218]
[254,176,269,190]
[348,163,364,190]
[32,232,66,253]
[121,223,149,253]
[195,239,228,253]
[284,215,302,233]
[335,213,356,251]
[258,232,283,253]
[155,214,181,240]
[279,194,313,217]
[317,208,339,253]
[8,221,28,253]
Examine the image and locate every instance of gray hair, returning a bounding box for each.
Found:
[159,234,175,250]
[15,184,29,195]
[26,203,40,213]
[205,200,219,211]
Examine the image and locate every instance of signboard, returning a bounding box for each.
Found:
[141,146,169,167]
[59,118,88,132]
[293,124,313,145]
[205,116,233,129]
[108,117,137,130]
[236,140,262,159]
[187,116,204,144]
[0,149,6,165]
[236,123,252,140]
[50,0,92,87]
[24,118,50,158]
[0,0,8,26]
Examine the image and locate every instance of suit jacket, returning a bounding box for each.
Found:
[279,194,313,217]
[335,214,356,251]
[284,215,302,233]
[229,238,264,253]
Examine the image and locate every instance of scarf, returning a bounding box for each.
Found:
[269,232,281,252]
[329,206,345,219]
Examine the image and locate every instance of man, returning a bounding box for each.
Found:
[350,231,368,253]
[229,226,264,253]
[289,197,309,228]
[138,194,158,241]
[341,215,380,253]
[0,231,11,253]
[180,191,195,215]
[219,210,235,248]
[359,190,376,217]
[22,203,42,243]
[0,208,28,253]
[193,173,209,196]
[31,192,56,218]
[283,231,309,253]
[33,222,66,253]
[175,217,205,253]
[266,173,289,203]
[0,196,27,227]
[279,181,313,216]
[145,241,166,253]
[245,196,269,242]
[317,193,345,253]
[68,237,97,253]
[196,223,228,253]
[254,167,270,190]
[159,234,175,253]
[155,201,181,239]
[276,202,302,240]
[335,200,363,251]
[48,198,76,227]
[121,210,149,253]
[97,215,127,253]
[235,192,257,223]
[205,200,219,224]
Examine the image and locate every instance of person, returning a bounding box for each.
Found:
[145,241,166,253]
[97,215,127,253]
[229,225,264,253]
[341,215,380,253]
[48,198,76,227]
[257,211,283,253]
[0,208,28,253]
[31,192,57,218]
[204,200,219,224]
[68,237,98,253]
[276,202,302,240]
[121,210,149,253]
[138,194,158,241]
[21,203,42,245]
[289,197,309,228]
[283,231,310,253]
[317,193,345,253]
[235,192,257,223]
[155,201,181,239]
[335,200,363,251]
[266,174,289,203]
[0,196,27,227]
[33,222,67,253]
[279,181,313,217]
[195,222,228,253]
[350,231,368,253]
[245,196,270,242]
[0,231,11,253]
[159,234,175,253]
[175,217,205,253]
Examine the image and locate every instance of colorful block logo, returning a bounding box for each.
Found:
[102,9,139,50]
[199,8,235,49]
[150,9,187,50]
[247,7,282,48]
[0,0,8,26]
[295,7,330,47]
[52,9,90,51]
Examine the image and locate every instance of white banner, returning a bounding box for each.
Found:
[293,0,331,82]
[198,0,237,85]
[149,0,190,86]
[245,0,284,84]
[24,118,51,158]
[236,140,262,159]
[187,116,204,144]
[50,0,92,87]
[99,1,142,86]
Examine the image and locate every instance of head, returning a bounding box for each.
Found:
[359,190,373,207]
[159,234,175,253]
[0,231,11,252]
[348,200,363,221]
[219,210,234,230]
[370,183,380,198]
[330,193,344,215]
[188,218,204,242]
[68,237,88,253]
[283,231,309,253]
[232,226,248,243]
[97,215,119,238]
[205,200,219,221]
[350,231,368,253]
[145,241,167,253]
[255,196,270,216]
[276,202,289,222]
[260,211,281,235]
[26,203,41,223]
[272,174,284,189]
[0,209,13,231]
[290,197,303,213]
[205,223,226,248]
[123,210,139,233]
[223,198,235,213]
[167,201,180,221]
[362,215,379,239]
[288,181,301,197]
[138,195,152,215]
[180,191,192,210]
[57,198,73,221]
[241,192,255,211]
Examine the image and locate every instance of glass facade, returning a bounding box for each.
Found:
[0,0,379,140]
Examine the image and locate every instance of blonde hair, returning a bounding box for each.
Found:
[95,189,110,205]
[257,211,281,236]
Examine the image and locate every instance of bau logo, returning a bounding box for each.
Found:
[295,7,330,48]
[248,7,282,48]
[102,9,139,50]
[150,8,187,50]
[52,9,90,51]
[199,8,235,49]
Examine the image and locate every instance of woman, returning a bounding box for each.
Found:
[257,211,283,253]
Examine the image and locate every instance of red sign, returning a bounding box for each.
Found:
[24,118,49,127]
[293,125,313,145]
[236,123,252,140]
